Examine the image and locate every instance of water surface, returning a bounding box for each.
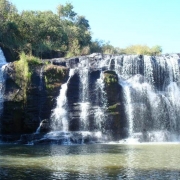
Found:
[0,143,180,179]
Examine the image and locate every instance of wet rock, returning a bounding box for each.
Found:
[38,119,51,133]
[1,62,69,134]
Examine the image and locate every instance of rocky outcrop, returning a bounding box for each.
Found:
[0,46,19,62]
[0,54,127,142]
[1,62,69,135]
[104,70,127,140]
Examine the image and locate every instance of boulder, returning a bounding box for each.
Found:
[38,119,51,133]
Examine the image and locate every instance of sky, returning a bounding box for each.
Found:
[10,0,180,53]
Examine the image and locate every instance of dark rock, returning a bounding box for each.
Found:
[103,71,127,140]
[51,58,66,67]
[36,50,65,59]
[0,46,19,62]
[0,53,128,141]
[38,119,51,133]
[1,62,69,134]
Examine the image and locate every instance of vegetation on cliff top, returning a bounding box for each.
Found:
[0,0,162,58]
[13,52,42,102]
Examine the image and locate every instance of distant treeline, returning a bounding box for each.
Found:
[0,0,162,59]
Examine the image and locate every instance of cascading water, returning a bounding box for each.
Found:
[0,49,6,117]
[78,57,90,130]
[37,53,180,144]
[43,55,110,144]
[93,72,107,130]
[51,69,75,131]
[0,48,7,137]
[114,54,180,142]
[35,65,45,134]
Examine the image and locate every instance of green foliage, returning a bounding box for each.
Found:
[150,45,162,55]
[57,3,77,20]
[89,40,103,53]
[104,71,118,86]
[121,45,162,55]
[18,10,68,56]
[44,64,67,91]
[14,52,31,102]
[90,40,120,55]
[0,0,162,58]
[13,52,42,102]
[0,0,92,58]
[108,103,119,112]
[102,42,118,54]
[27,56,42,66]
[89,40,162,56]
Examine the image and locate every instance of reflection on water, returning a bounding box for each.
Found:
[0,144,180,179]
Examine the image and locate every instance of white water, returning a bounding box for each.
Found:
[38,66,44,91]
[94,72,107,130]
[44,53,180,143]
[0,49,7,117]
[51,69,75,131]
[113,54,180,142]
[79,68,89,130]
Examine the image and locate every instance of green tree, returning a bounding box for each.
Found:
[150,45,162,55]
[57,3,77,21]
[0,0,21,50]
[76,15,90,30]
[19,10,68,56]
[122,45,162,55]
[102,42,118,54]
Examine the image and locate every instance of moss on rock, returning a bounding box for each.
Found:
[108,103,121,114]
[44,64,69,94]
[104,70,118,86]
[13,53,43,103]
[2,56,69,135]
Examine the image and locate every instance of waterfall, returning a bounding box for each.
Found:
[35,65,45,133]
[79,66,89,130]
[0,48,6,117]
[39,53,180,144]
[94,72,107,131]
[38,66,44,91]
[51,69,75,131]
[114,54,180,142]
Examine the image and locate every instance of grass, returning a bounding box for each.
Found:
[14,52,42,102]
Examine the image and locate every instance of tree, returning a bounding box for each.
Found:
[57,3,77,21]
[0,0,17,21]
[150,45,162,55]
[76,15,90,30]
[19,10,68,56]
[122,45,162,55]
[0,0,22,51]
[89,39,103,53]
[102,42,118,54]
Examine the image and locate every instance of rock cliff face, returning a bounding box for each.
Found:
[1,62,69,135]
[0,54,126,142]
[104,71,127,140]
[2,53,180,144]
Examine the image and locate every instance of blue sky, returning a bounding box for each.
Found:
[10,0,180,53]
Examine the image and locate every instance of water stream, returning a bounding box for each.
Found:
[114,54,180,142]
[51,69,75,131]
[0,48,7,124]
[46,54,180,143]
